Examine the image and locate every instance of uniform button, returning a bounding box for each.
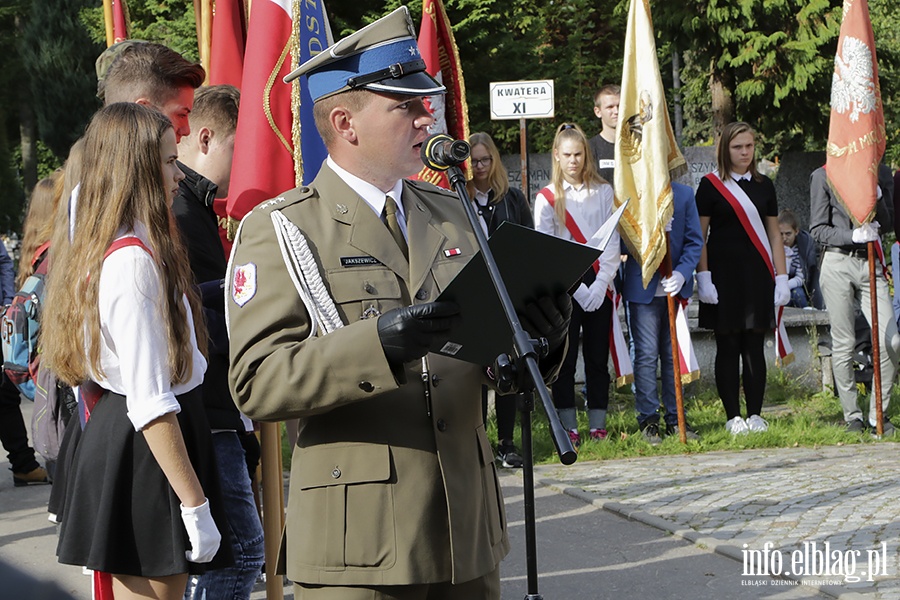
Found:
[359,381,374,392]
[431,374,441,387]
[437,419,447,432]
[332,467,341,479]
[415,288,428,300]
[364,283,376,294]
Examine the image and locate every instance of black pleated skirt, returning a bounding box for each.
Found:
[56,388,232,577]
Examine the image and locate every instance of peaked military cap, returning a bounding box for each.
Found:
[283,6,445,101]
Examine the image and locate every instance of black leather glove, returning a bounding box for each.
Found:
[518,293,572,355]
[377,301,460,366]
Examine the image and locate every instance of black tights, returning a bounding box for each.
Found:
[714,330,766,420]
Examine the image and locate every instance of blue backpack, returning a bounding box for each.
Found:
[1,243,50,400]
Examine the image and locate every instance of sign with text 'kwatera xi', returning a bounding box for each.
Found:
[489,80,555,120]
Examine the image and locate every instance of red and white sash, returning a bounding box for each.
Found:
[705,173,794,365]
[541,187,633,385]
[674,297,701,383]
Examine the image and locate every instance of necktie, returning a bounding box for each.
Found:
[384,195,409,261]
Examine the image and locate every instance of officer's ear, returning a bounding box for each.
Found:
[330,105,357,143]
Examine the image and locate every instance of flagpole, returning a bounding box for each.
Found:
[661,236,687,443]
[199,0,212,84]
[102,0,114,47]
[259,421,285,600]
[868,242,884,435]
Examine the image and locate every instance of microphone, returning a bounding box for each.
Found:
[421,133,470,171]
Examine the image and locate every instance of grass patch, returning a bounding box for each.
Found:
[486,372,900,464]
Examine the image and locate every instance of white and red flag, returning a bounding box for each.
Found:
[225,0,298,240]
[414,0,469,188]
[209,0,246,87]
[825,0,885,225]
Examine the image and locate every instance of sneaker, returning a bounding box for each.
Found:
[496,443,524,468]
[746,415,769,432]
[13,466,50,487]
[589,428,608,441]
[845,419,866,433]
[666,422,700,440]
[725,416,749,435]
[641,422,662,445]
[567,429,581,448]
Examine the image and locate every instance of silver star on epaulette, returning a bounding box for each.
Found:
[336,203,348,214]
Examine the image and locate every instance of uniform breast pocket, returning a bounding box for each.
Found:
[290,443,397,570]
[430,254,473,295]
[328,268,404,321]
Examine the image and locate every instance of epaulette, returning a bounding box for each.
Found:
[405,178,458,198]
[252,186,316,213]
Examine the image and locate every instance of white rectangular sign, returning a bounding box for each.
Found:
[490,80,555,120]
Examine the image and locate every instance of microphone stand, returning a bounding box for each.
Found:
[445,163,577,600]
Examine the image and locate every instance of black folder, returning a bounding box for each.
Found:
[431,222,605,366]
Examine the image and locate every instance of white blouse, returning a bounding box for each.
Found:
[91,225,206,431]
[533,180,620,291]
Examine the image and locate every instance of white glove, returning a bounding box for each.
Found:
[696,271,718,304]
[586,279,609,310]
[662,271,686,296]
[572,284,593,311]
[851,222,880,244]
[664,216,673,232]
[181,499,221,563]
[774,274,790,307]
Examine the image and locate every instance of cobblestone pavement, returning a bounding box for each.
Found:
[534,442,900,599]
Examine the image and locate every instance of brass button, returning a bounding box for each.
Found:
[359,381,374,392]
[437,419,447,432]
[332,467,341,479]
[415,288,428,300]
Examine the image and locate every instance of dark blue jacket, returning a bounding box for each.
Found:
[620,181,702,304]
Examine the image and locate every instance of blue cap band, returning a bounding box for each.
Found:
[307,37,426,101]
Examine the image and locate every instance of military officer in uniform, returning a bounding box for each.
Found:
[225,7,571,599]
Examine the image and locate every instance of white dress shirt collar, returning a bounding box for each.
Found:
[327,156,405,223]
[731,171,752,181]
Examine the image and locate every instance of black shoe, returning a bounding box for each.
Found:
[641,422,662,445]
[666,422,700,440]
[870,420,896,437]
[845,419,866,433]
[496,443,524,468]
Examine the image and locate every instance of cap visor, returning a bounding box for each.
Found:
[363,71,446,96]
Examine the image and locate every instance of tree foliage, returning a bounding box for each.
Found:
[2,0,899,234]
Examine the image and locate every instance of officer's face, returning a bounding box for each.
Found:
[352,92,434,186]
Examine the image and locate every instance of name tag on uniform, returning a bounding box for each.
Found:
[340,256,381,267]
[598,159,615,169]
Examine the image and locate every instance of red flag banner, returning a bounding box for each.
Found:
[825,0,886,226]
[112,0,128,43]
[209,0,246,87]
[414,0,469,188]
[226,0,298,236]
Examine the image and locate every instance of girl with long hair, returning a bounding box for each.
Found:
[43,102,229,599]
[533,123,619,446]
[466,131,534,467]
[16,170,64,287]
[695,121,788,435]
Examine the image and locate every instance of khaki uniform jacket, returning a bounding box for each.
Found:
[227,164,510,586]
